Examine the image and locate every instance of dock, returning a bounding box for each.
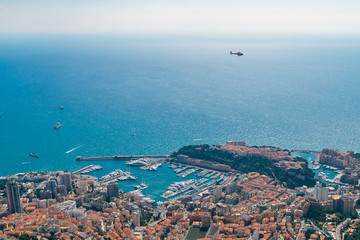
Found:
[76,155,169,161]
[73,164,102,175]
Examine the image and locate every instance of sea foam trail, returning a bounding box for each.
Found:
[65,145,83,154]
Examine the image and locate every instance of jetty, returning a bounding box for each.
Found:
[76,155,169,161]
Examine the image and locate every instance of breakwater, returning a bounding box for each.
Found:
[290,149,320,154]
[76,155,169,161]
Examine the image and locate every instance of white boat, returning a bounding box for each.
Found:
[126,159,147,166]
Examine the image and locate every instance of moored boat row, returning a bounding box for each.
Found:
[73,164,102,175]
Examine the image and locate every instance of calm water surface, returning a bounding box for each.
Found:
[1,35,360,193]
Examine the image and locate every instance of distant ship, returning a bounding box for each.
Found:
[230,51,243,56]
[58,105,64,110]
[53,122,61,129]
[29,153,39,158]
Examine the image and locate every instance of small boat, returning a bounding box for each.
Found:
[53,122,61,129]
[29,153,39,158]
[140,183,148,189]
[58,105,64,110]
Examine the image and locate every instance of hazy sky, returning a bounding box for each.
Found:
[0,0,359,35]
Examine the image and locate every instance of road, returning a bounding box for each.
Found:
[296,220,305,240]
[335,218,351,240]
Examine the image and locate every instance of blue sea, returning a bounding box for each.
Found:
[1,34,360,198]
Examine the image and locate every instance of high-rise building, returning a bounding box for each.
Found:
[133,211,141,226]
[201,212,211,228]
[45,179,57,198]
[59,172,72,191]
[56,184,68,195]
[225,182,237,194]
[107,182,119,202]
[314,181,328,202]
[213,186,222,202]
[340,196,354,216]
[6,181,22,214]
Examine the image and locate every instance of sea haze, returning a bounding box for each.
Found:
[0,34,360,176]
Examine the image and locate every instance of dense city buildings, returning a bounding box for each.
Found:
[0,144,360,239]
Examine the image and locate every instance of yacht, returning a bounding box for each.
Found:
[29,153,40,158]
[126,159,147,166]
[53,122,61,129]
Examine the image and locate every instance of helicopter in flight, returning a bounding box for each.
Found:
[230,51,243,56]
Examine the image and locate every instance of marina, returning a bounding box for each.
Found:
[292,151,343,185]
[177,168,198,178]
[161,179,198,199]
[174,166,188,173]
[72,155,228,202]
[73,164,103,175]
[211,172,221,179]
[196,169,210,177]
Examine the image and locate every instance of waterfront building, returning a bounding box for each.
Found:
[314,181,328,202]
[107,182,119,202]
[6,181,22,214]
[59,172,72,191]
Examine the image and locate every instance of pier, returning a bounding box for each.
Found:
[73,164,102,175]
[76,155,169,161]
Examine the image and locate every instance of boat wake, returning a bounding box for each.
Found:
[193,139,204,141]
[21,162,30,165]
[66,145,83,154]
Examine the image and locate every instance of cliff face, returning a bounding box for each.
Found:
[319,148,357,169]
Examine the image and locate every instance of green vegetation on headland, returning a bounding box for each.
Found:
[171,144,316,189]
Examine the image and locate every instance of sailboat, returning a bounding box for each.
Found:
[134,177,148,190]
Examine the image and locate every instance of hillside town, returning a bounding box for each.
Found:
[1,142,360,240]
